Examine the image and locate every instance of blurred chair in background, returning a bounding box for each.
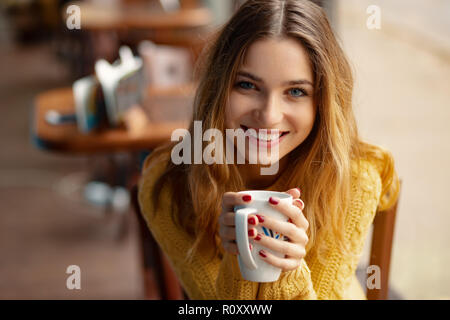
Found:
[54,0,212,79]
[131,184,187,299]
[367,180,402,300]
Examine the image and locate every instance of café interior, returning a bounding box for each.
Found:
[1,0,449,300]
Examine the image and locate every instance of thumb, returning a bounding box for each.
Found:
[285,188,301,199]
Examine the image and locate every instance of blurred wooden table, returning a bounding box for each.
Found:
[60,1,213,78]
[73,0,214,55]
[33,82,194,300]
[33,84,193,154]
[71,1,213,31]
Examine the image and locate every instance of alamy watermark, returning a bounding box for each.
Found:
[366,5,381,30]
[66,5,81,30]
[170,121,280,175]
[66,265,81,290]
[63,263,380,292]
[367,264,381,290]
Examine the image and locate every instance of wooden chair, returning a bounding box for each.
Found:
[130,185,185,300]
[367,180,402,300]
[131,181,402,300]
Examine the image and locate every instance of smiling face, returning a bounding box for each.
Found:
[224,37,316,167]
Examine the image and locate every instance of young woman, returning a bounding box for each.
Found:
[138,0,400,299]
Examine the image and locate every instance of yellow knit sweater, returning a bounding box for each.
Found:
[138,154,393,300]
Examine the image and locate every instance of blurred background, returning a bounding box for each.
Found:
[0,0,449,299]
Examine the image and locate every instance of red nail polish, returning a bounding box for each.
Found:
[248,217,256,225]
[243,195,252,202]
[256,214,264,222]
[248,229,255,237]
[259,250,267,258]
[295,199,305,210]
[269,197,279,205]
[296,187,302,196]
[254,234,261,241]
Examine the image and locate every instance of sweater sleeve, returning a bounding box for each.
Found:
[257,159,384,300]
[138,154,259,299]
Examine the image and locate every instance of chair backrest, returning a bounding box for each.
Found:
[367,180,402,300]
[131,184,185,299]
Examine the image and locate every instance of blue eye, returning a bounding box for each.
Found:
[289,88,306,97]
[237,81,256,90]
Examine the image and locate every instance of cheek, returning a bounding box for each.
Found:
[225,92,249,128]
[291,103,316,134]
[303,108,316,133]
[224,102,237,129]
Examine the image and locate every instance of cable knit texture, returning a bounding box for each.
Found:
[138,155,387,300]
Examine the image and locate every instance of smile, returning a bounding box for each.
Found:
[240,125,289,148]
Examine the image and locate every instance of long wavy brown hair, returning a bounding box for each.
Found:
[145,0,400,263]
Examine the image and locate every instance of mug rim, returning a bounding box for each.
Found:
[237,190,292,200]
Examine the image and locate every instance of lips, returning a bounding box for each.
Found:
[240,125,289,140]
[240,125,289,148]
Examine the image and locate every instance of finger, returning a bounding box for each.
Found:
[253,232,306,258]
[292,198,305,211]
[284,188,301,199]
[219,211,235,227]
[258,249,302,272]
[219,212,260,228]
[218,225,236,241]
[257,214,303,243]
[222,192,252,212]
[219,224,258,241]
[247,227,258,239]
[291,200,309,230]
[224,241,255,255]
[248,214,260,228]
[268,196,303,228]
[223,241,239,255]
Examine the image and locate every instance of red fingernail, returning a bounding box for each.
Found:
[269,197,279,205]
[248,217,256,225]
[255,234,261,241]
[295,199,305,210]
[243,195,252,202]
[256,214,264,222]
[248,229,255,237]
[296,187,302,196]
[259,250,267,258]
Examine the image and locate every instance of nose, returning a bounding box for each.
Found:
[252,93,283,127]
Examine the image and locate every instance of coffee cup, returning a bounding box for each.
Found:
[234,190,292,282]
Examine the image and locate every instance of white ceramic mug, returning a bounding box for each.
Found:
[234,190,292,282]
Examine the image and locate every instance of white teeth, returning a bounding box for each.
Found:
[246,129,281,141]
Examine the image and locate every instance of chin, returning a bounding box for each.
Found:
[245,148,286,166]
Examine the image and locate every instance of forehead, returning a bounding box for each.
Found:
[240,37,313,83]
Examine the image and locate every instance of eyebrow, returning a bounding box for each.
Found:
[236,71,313,87]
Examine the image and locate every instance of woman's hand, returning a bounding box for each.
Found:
[254,192,309,272]
[218,188,304,260]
